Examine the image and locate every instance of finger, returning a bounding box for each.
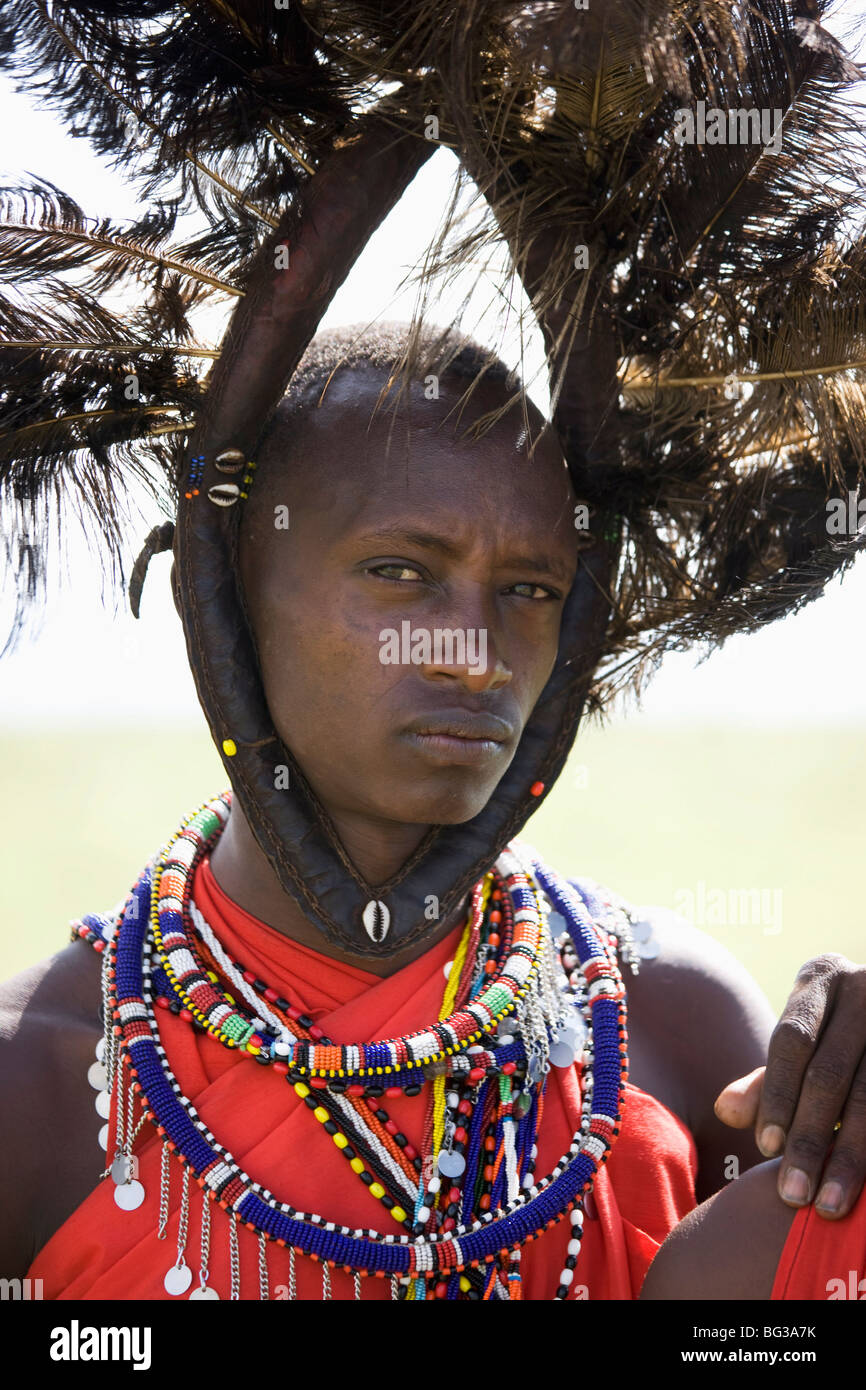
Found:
[776,1006,865,1210]
[714,1066,765,1130]
[811,1050,866,1220]
[755,956,843,1158]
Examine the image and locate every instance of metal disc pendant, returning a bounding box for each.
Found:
[635,938,659,960]
[97,1123,110,1151]
[114,1179,145,1211]
[549,1039,577,1068]
[631,918,653,942]
[362,899,390,944]
[95,1037,106,1062]
[87,1061,108,1090]
[214,448,246,474]
[164,1262,193,1296]
[95,1089,111,1118]
[189,1284,220,1300]
[207,482,241,507]
[111,1154,133,1186]
[437,1149,466,1179]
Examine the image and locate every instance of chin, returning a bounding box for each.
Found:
[384,779,499,827]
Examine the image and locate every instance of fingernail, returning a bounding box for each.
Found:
[816,1181,843,1214]
[780,1167,810,1204]
[758,1124,785,1157]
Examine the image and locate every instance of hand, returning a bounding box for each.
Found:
[714,953,866,1219]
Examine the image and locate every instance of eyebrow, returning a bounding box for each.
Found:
[353,526,575,582]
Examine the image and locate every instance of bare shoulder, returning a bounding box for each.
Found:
[640,1158,796,1299]
[0,940,104,1274]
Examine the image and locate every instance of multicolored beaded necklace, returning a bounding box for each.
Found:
[72,793,631,1300]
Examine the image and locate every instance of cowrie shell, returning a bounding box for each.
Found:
[362,899,390,944]
[214,448,246,474]
[208,482,241,507]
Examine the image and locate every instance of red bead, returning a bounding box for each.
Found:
[448,1187,461,1205]
[348,1084,365,1097]
[530,781,544,796]
[286,1006,302,1021]
[385,1120,398,1135]
[479,1193,491,1210]
[488,933,501,948]
[484,961,497,975]
[453,1126,467,1143]
[273,1062,289,1075]
[502,1061,517,1075]
[441,1217,456,1233]
[308,1024,325,1040]
[310,1076,328,1090]
[180,1009,193,1023]
[385,1086,402,1099]
[484,1136,496,1152]
[264,988,279,1003]
[156,996,171,1010]
[457,1099,472,1115]
[489,910,502,924]
[468,1067,486,1083]
[403,1144,418,1161]
[435,1282,448,1299]
[483,1164,495,1182]
[93,940,105,953]
[250,1033,264,1046]
[242,971,256,984]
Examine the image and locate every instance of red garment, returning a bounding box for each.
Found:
[772,1183,866,1300]
[28,856,699,1300]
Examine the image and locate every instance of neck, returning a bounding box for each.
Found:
[207,800,469,978]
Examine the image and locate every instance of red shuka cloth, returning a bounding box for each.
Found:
[772,1186,866,1300]
[29,856,700,1300]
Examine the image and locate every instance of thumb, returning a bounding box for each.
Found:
[714,1065,765,1129]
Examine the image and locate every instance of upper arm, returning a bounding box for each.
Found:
[626,908,777,1198]
[640,1158,795,1300]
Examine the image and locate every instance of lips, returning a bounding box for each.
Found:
[404,710,514,743]
[401,709,515,767]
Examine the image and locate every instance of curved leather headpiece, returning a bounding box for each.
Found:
[175,113,615,956]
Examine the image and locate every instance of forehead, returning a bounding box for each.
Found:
[254,366,574,527]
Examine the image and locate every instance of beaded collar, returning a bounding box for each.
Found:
[74,793,630,1299]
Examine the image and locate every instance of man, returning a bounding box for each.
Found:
[2,327,865,1298]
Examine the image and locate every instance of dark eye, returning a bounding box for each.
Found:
[368,563,425,582]
[507,582,561,600]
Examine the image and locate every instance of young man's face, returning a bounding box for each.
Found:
[238,366,581,830]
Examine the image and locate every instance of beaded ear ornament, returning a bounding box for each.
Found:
[71,793,643,1301]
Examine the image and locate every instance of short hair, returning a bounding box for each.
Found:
[278,321,519,418]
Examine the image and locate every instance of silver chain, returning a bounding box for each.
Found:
[157,1143,171,1239]
[229,1213,240,1300]
[258,1232,269,1301]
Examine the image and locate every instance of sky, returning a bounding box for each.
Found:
[2,6,866,729]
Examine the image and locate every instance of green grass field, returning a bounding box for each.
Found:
[2,722,864,1013]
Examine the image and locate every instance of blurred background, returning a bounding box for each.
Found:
[2,4,865,1011]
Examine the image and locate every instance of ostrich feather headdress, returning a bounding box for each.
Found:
[2,1,865,951]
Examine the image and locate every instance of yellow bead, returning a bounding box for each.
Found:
[222,738,237,756]
[369,1183,385,1200]
[248,1045,260,1055]
[294,1082,310,1098]
[459,1276,471,1293]
[313,1106,328,1123]
[350,1157,365,1175]
[391,1207,407,1224]
[332,1133,348,1149]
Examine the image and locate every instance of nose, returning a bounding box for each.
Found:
[418,599,512,694]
